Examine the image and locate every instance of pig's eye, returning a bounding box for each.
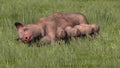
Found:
[23,28,28,31]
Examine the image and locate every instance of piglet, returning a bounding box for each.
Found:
[74,24,93,36]
[65,26,80,37]
[90,24,100,34]
[56,27,66,39]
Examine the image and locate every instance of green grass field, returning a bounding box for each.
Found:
[0,0,120,68]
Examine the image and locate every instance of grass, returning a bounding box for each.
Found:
[0,0,120,68]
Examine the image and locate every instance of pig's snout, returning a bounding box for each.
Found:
[23,36,31,43]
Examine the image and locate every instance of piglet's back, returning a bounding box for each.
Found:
[74,25,93,35]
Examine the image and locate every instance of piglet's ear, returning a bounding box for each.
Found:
[14,22,24,29]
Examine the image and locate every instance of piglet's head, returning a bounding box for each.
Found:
[15,22,33,43]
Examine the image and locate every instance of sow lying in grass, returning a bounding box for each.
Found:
[14,12,100,46]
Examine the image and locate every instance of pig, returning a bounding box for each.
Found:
[15,12,89,45]
[65,26,73,37]
[65,26,80,37]
[74,24,93,36]
[74,24,100,37]
[65,26,80,40]
[64,26,80,41]
[55,27,68,44]
[90,24,100,35]
[70,28,80,37]
[56,27,66,39]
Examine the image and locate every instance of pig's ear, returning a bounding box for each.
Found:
[14,22,24,29]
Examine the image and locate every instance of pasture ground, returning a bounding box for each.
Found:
[0,0,120,68]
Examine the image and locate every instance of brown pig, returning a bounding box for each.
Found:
[70,27,80,37]
[74,24,93,36]
[65,26,73,37]
[15,12,89,45]
[90,24,100,34]
[56,27,66,39]
[65,26,80,37]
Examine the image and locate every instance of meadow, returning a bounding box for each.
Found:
[0,0,120,68]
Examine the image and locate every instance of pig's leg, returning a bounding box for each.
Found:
[45,22,56,45]
[36,36,51,47]
[37,33,56,46]
[37,22,56,46]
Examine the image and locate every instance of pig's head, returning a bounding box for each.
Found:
[90,24,100,34]
[15,22,42,43]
